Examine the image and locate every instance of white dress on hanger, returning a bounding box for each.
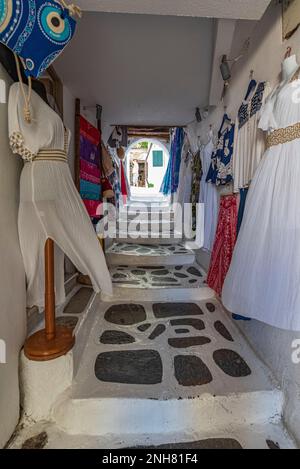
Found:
[174,138,193,234]
[9,83,113,308]
[200,137,219,252]
[222,73,300,331]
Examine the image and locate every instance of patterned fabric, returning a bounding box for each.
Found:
[160,127,184,195]
[79,115,102,217]
[190,150,203,232]
[120,160,128,205]
[83,199,102,218]
[237,81,266,129]
[207,195,238,296]
[266,121,300,148]
[206,120,235,186]
[0,0,77,78]
[107,169,121,208]
[250,82,265,118]
[80,159,101,185]
[80,179,101,201]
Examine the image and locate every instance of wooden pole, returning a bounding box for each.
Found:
[44,239,56,341]
[24,238,75,361]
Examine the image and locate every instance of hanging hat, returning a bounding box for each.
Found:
[101,177,114,199]
[117,146,125,160]
[0,0,81,78]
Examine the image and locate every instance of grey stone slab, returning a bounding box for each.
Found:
[100,331,136,345]
[131,270,147,276]
[133,439,243,449]
[95,350,163,385]
[151,270,171,276]
[113,273,127,279]
[187,267,203,277]
[214,321,234,342]
[112,280,141,285]
[174,355,213,386]
[168,337,211,348]
[56,316,78,329]
[213,349,252,378]
[206,303,216,313]
[63,288,93,315]
[105,304,147,325]
[22,432,48,449]
[153,303,204,318]
[137,323,152,332]
[266,440,280,450]
[170,318,205,331]
[174,273,189,279]
[150,277,178,284]
[149,324,166,340]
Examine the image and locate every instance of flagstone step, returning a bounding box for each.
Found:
[50,299,286,442]
[106,243,195,267]
[116,232,183,245]
[9,420,295,449]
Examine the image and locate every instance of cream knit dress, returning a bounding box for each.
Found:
[8,82,113,308]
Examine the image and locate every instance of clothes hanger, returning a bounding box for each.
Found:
[284,47,292,59]
[219,106,232,134]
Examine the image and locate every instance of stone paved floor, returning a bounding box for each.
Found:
[110,264,206,289]
[9,420,295,449]
[107,242,192,257]
[72,299,275,400]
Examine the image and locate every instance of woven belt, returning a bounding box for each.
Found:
[31,149,68,163]
[267,122,300,149]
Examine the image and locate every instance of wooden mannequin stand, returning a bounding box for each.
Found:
[24,239,75,361]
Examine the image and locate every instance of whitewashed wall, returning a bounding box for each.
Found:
[0,65,26,447]
[147,143,169,191]
[196,0,300,444]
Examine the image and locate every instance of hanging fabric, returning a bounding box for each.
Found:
[200,137,219,252]
[0,0,80,78]
[190,150,203,233]
[207,194,238,296]
[232,80,271,193]
[160,127,184,195]
[206,115,235,186]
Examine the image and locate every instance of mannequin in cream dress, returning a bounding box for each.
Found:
[223,55,300,331]
[9,82,113,308]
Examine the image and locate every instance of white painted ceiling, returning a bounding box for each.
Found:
[76,0,271,21]
[56,12,214,127]
[55,2,271,131]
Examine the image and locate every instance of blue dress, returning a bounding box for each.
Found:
[206,115,235,186]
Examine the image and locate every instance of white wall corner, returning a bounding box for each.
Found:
[209,19,237,107]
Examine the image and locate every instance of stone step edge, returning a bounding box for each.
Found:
[53,389,283,438]
[106,253,196,267]
[101,286,215,302]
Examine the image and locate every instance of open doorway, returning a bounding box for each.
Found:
[126,139,170,196]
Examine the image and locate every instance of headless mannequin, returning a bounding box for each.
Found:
[0,43,49,105]
[281,54,299,81]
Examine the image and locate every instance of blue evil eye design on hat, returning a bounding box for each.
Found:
[38,3,72,45]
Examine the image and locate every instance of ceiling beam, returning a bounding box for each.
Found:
[209,19,237,107]
[76,0,271,20]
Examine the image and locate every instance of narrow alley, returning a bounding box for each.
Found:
[1,0,300,455]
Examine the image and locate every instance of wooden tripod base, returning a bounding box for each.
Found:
[24,326,75,362]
